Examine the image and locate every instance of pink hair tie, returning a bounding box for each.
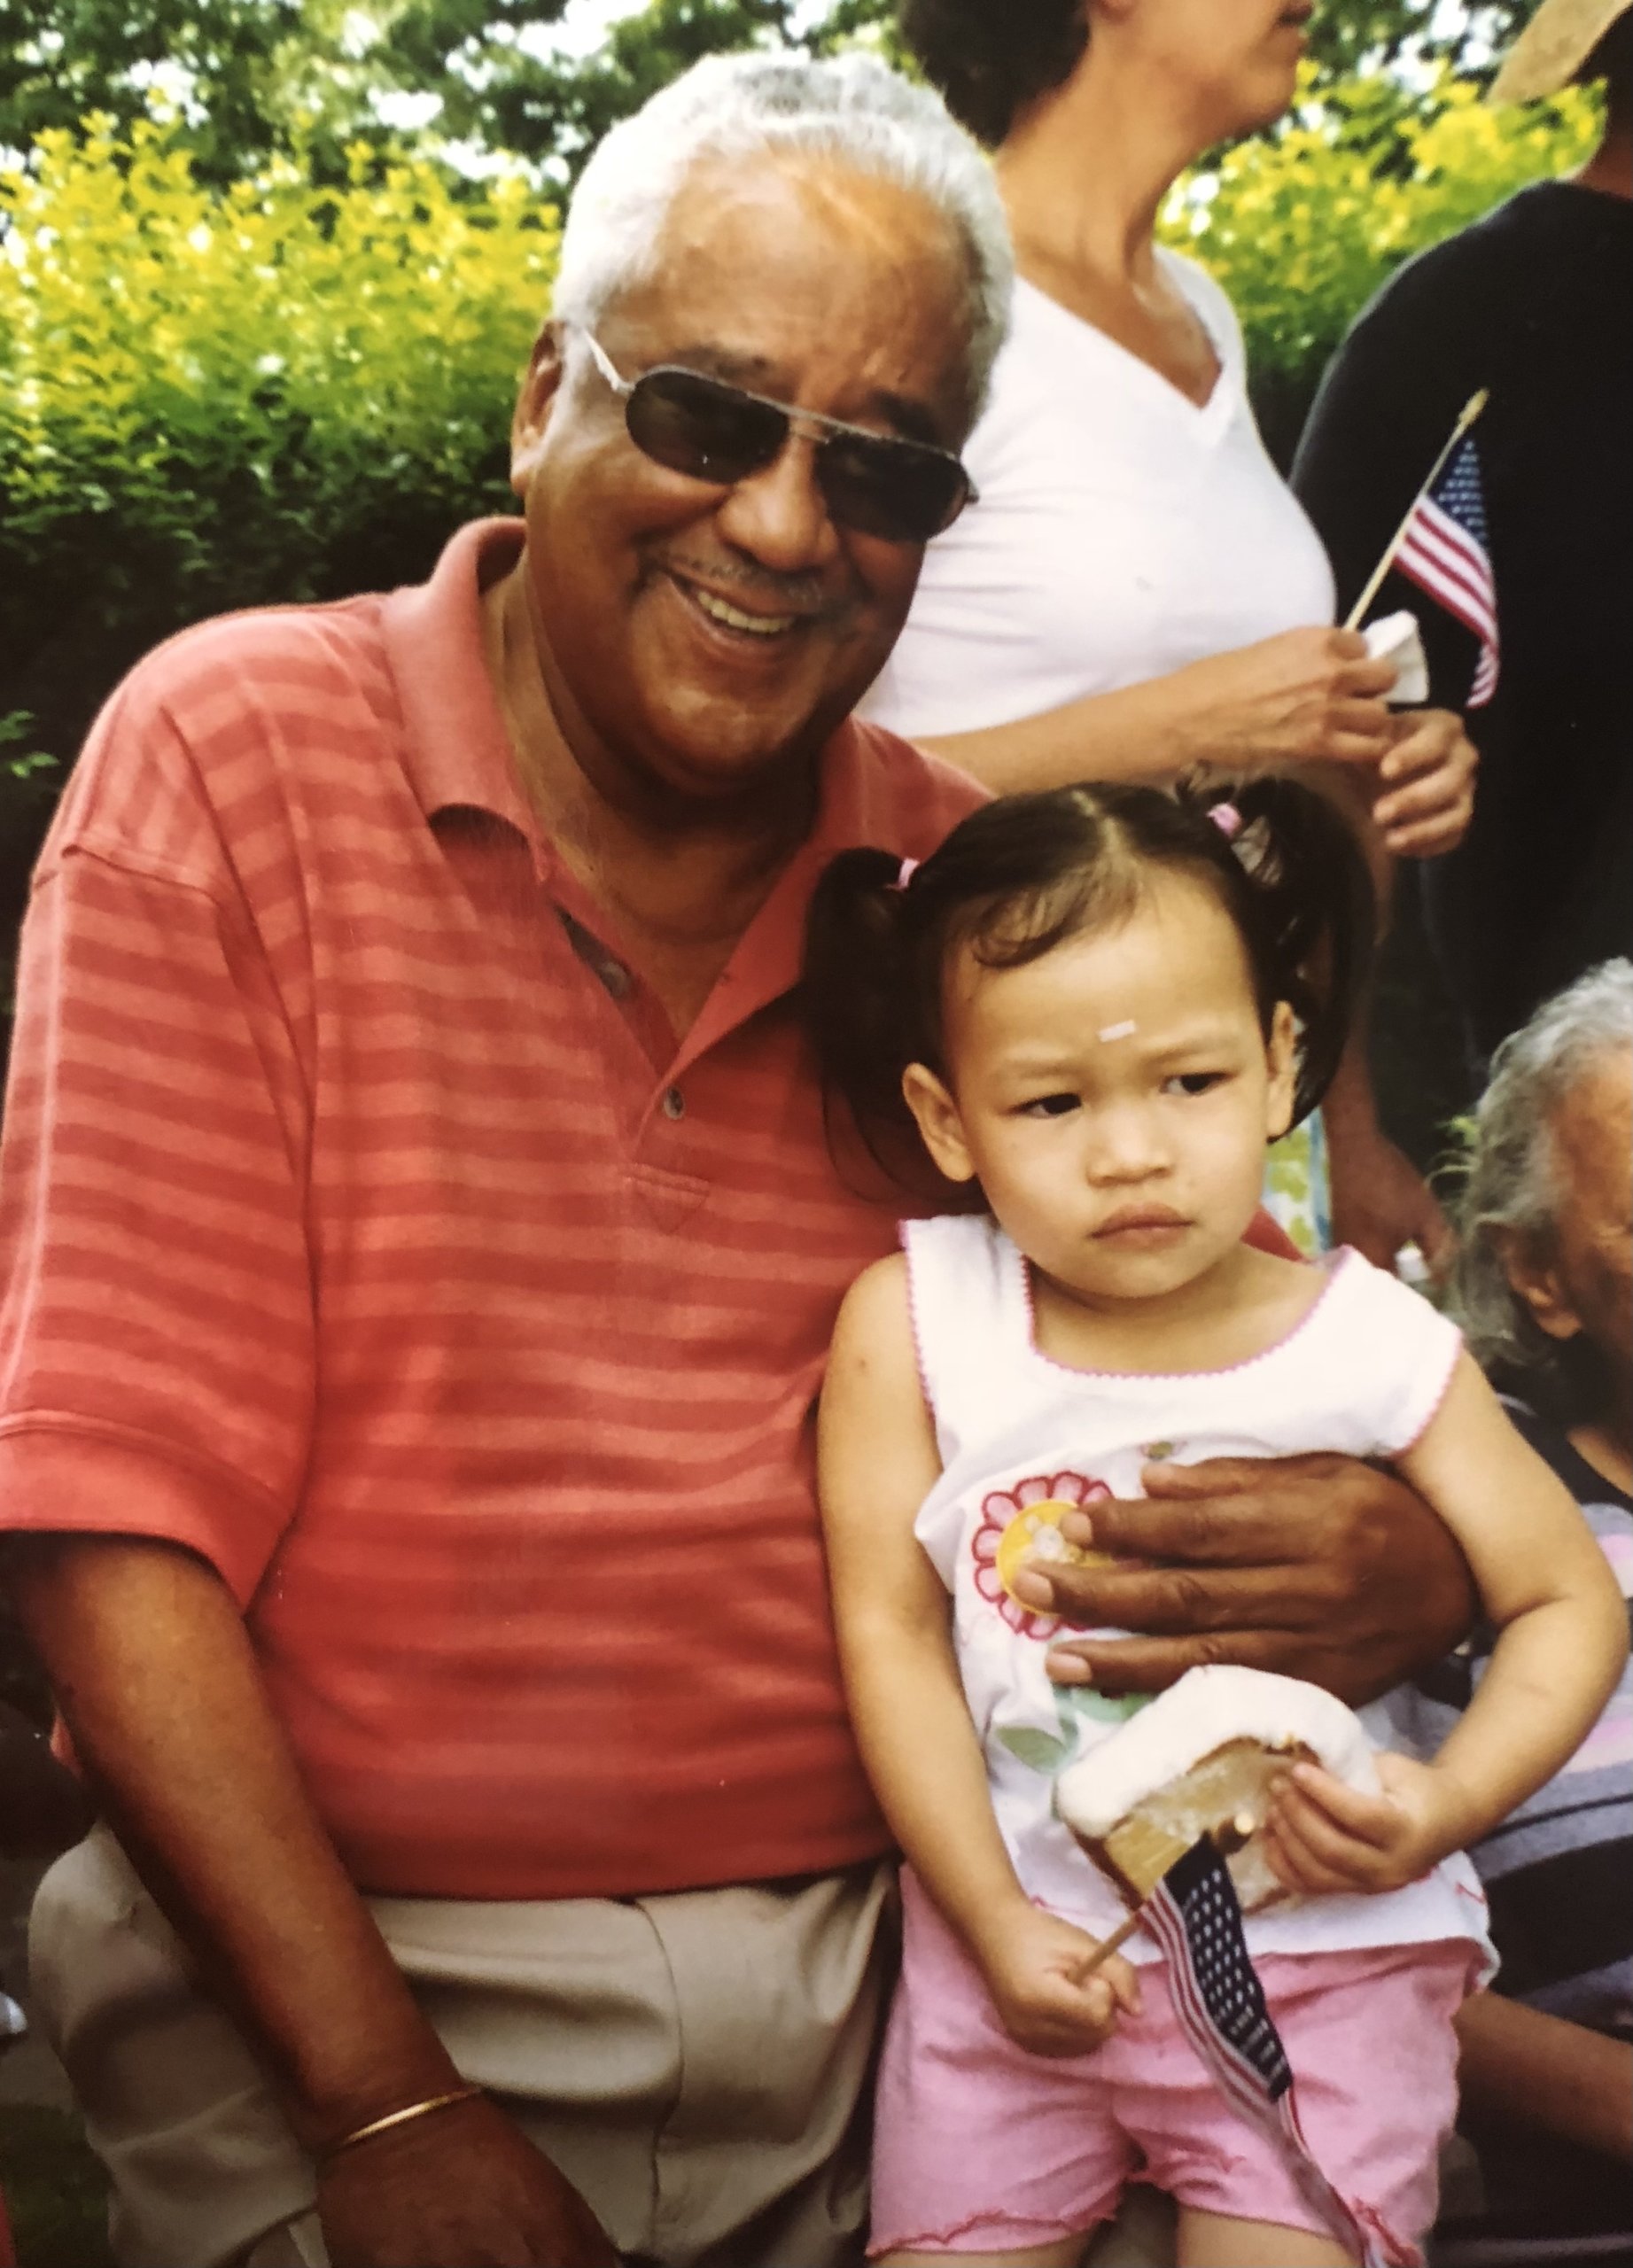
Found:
[892,856,920,892]
[1209,802,1244,840]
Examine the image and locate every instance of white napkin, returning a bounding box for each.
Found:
[1363,609,1429,706]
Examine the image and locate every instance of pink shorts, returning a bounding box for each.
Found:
[870,1870,1477,2262]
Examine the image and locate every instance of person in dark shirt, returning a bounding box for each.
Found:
[1294,1,1633,1071]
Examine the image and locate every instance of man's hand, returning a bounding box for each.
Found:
[1014,1454,1475,1705]
[10,1535,617,2268]
[318,2094,618,2268]
[1326,1113,1453,1276]
[1371,708,1478,858]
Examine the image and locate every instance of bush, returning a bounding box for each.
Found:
[0,118,559,789]
[1162,68,1598,464]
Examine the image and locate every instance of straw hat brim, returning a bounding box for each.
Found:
[1489,0,1629,102]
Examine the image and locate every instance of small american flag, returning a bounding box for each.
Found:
[1393,434,1499,708]
[1141,1836,1407,2267]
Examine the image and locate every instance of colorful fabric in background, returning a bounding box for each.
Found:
[1393,434,1500,708]
[1262,1113,1333,1258]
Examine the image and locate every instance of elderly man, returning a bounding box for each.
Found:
[0,50,1472,2268]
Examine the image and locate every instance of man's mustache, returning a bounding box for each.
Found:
[656,551,838,621]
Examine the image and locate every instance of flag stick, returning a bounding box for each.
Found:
[1343,389,1489,631]
[1076,1814,1265,1976]
[1080,1906,1144,1975]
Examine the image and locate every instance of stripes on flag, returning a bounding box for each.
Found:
[1142,1836,1410,2267]
[1393,434,1499,708]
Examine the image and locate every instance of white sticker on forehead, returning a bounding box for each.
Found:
[1098,1020,1138,1043]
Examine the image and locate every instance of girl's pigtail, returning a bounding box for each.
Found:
[801,847,922,1171]
[1201,777,1377,1127]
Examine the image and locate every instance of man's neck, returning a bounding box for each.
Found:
[480,555,818,1037]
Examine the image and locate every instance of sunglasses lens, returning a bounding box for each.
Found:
[817,435,971,542]
[621,361,971,544]
[626,369,786,485]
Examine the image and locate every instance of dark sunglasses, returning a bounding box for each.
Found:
[579,329,976,545]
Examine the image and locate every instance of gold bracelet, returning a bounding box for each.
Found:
[323,2083,486,2160]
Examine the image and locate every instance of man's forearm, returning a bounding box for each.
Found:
[1456,1992,1633,2162]
[11,1534,462,2150]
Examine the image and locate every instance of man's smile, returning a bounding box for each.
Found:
[657,561,833,647]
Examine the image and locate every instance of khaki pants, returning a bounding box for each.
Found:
[31,1828,894,2268]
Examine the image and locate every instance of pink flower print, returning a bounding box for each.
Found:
[971,1471,1111,1638]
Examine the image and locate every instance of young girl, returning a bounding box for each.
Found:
[809,780,1626,2268]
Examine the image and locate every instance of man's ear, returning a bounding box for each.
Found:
[510,323,567,495]
[902,1062,977,1184]
[1490,1225,1583,1344]
[1264,999,1298,1144]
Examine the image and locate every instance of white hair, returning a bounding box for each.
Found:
[1449,958,1633,1414]
[553,49,1013,422]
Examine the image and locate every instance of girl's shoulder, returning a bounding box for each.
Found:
[836,1245,911,1328]
[899,1213,1018,1319]
[1302,1248,1466,1456]
[1204,1244,1435,1374]
[1276,1244,1461,1357]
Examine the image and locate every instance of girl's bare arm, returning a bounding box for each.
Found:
[817,1257,1033,1959]
[1396,1353,1627,1843]
[1266,1355,1627,1890]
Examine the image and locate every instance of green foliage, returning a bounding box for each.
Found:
[1300,0,1529,85]
[1,0,1535,187]
[0,0,403,183]
[417,0,801,183]
[1161,68,1598,463]
[0,116,558,781]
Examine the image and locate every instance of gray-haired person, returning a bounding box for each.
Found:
[2,49,1483,2268]
[1407,959,1632,2265]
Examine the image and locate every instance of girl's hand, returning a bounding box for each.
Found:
[1261,1751,1471,1896]
[975,1904,1140,2057]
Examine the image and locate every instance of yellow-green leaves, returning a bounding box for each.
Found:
[1159,69,1597,461]
[0,116,559,813]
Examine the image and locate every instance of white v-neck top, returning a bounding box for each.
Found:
[865,256,1335,739]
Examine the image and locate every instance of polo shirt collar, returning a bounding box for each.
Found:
[672,718,932,1071]
[383,517,535,835]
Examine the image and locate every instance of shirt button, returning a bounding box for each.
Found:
[662,1085,686,1121]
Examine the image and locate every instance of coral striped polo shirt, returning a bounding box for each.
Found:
[0,519,984,1899]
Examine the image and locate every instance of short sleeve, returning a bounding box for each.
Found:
[0,686,315,1602]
